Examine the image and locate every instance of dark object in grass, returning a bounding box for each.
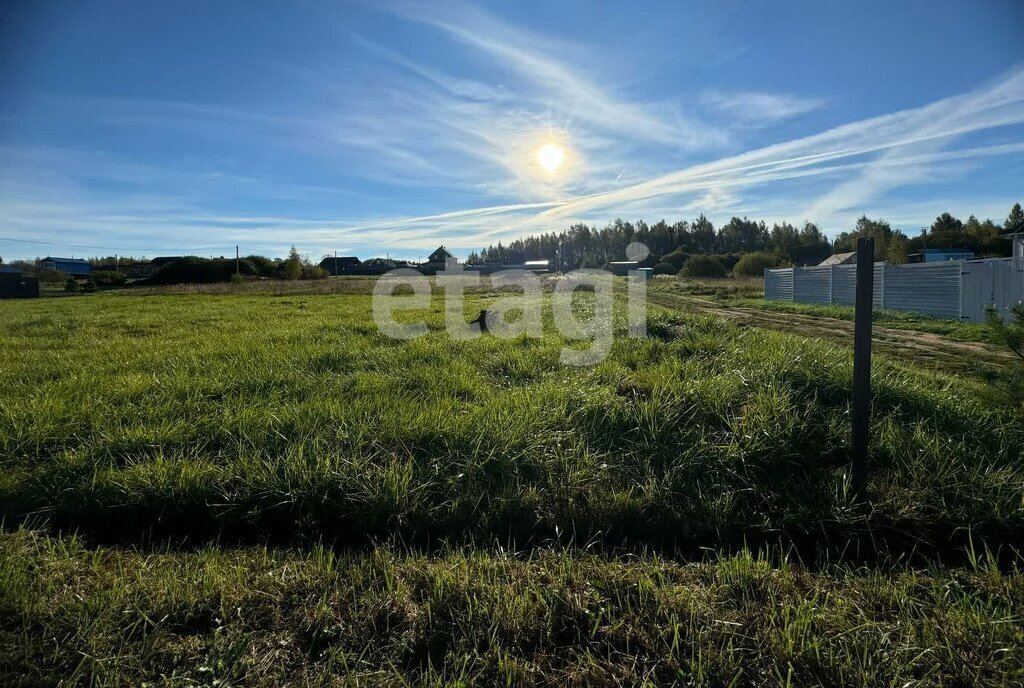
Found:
[470,308,490,333]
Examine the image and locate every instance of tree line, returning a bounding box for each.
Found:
[468,203,1023,272]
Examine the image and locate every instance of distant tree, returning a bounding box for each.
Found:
[835,216,900,261]
[681,255,726,278]
[799,222,825,245]
[963,216,1004,255]
[718,217,769,253]
[1006,203,1024,232]
[770,222,800,253]
[284,246,303,280]
[929,212,964,247]
[647,220,674,256]
[886,234,909,264]
[690,214,717,254]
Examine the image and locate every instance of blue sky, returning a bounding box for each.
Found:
[1,0,1022,261]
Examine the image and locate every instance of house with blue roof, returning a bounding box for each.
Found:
[910,248,976,263]
[40,257,92,275]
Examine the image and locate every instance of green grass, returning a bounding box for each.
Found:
[3,528,1022,687]
[2,285,1023,684]
[729,298,999,345]
[651,275,766,301]
[1,288,1021,558]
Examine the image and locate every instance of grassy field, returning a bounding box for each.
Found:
[2,280,1023,685]
[3,528,1022,687]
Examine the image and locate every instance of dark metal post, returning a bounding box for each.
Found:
[851,236,874,497]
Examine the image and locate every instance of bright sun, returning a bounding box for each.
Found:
[537,143,565,173]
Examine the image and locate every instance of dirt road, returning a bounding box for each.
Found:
[648,291,1012,373]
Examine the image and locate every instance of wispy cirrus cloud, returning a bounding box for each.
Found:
[3,66,1023,258]
[383,1,727,150]
[701,90,826,125]
[2,1,1021,261]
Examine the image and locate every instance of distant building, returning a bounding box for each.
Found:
[818,252,856,266]
[487,259,551,274]
[318,256,361,275]
[913,248,976,263]
[0,272,39,299]
[39,257,91,275]
[1002,222,1024,259]
[363,257,398,270]
[425,246,458,272]
[607,261,639,276]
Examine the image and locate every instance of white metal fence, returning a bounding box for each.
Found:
[765,257,1024,323]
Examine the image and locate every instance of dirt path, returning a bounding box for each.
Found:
[648,291,1012,373]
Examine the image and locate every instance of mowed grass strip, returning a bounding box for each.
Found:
[2,529,1022,687]
[0,290,1022,556]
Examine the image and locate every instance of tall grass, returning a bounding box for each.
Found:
[1,289,1020,559]
[1,528,1021,686]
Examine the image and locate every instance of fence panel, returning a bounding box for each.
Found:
[763,259,1021,320]
[831,265,855,306]
[999,258,1024,318]
[882,262,962,319]
[832,263,886,308]
[793,266,832,305]
[961,258,1024,323]
[764,268,794,301]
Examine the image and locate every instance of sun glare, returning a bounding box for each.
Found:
[537,143,565,173]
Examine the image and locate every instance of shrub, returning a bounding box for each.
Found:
[92,270,127,286]
[710,253,743,271]
[38,269,67,284]
[63,278,80,293]
[244,255,279,278]
[81,279,97,293]
[681,255,726,278]
[663,249,690,270]
[979,304,1024,411]
[734,252,784,277]
[301,265,328,280]
[653,261,677,275]
[149,257,235,285]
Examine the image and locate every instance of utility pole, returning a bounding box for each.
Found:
[851,236,874,498]
[235,245,240,275]
[921,227,927,263]
[334,250,338,276]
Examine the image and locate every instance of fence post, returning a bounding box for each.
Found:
[851,237,874,498]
